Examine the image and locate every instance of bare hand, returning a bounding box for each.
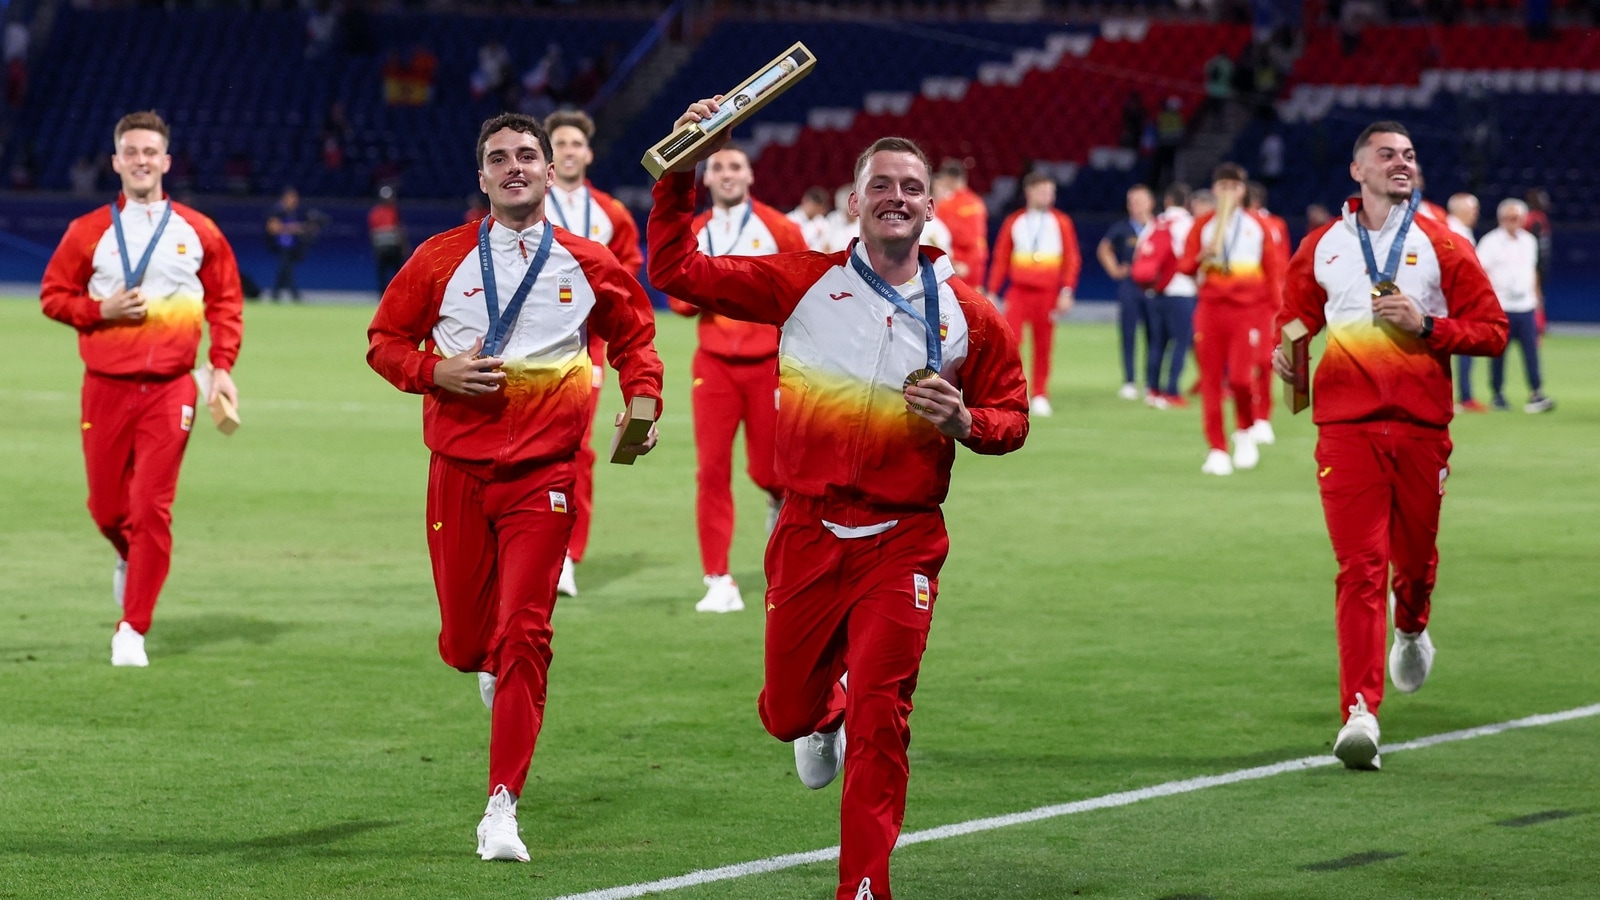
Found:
[667,97,732,173]
[1055,287,1075,314]
[100,287,146,322]
[208,367,238,407]
[613,411,659,456]
[432,337,506,395]
[1271,347,1294,382]
[1372,292,1425,335]
[904,375,972,439]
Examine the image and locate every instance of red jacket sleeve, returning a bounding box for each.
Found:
[366,234,453,394]
[186,208,245,371]
[953,284,1029,454]
[664,209,714,316]
[1177,211,1211,277]
[40,211,109,331]
[602,195,643,275]
[570,239,664,410]
[1057,210,1081,292]
[985,211,1016,295]
[647,171,827,326]
[1275,221,1334,337]
[1418,218,1508,357]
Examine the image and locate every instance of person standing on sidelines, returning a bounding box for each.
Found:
[543,109,644,597]
[1443,193,1487,412]
[367,113,663,861]
[986,171,1080,417]
[1177,162,1283,476]
[666,144,807,614]
[649,101,1029,900]
[369,185,408,294]
[932,158,988,282]
[1476,198,1554,413]
[1097,184,1154,401]
[1273,120,1506,770]
[1245,180,1290,446]
[40,110,244,668]
[1137,182,1197,408]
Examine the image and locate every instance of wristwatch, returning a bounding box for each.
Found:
[1418,315,1435,340]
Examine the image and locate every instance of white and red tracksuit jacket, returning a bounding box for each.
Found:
[649,171,1029,523]
[546,179,641,368]
[367,217,663,473]
[1276,198,1508,428]
[41,194,244,376]
[1177,207,1284,309]
[667,197,810,361]
[986,208,1081,296]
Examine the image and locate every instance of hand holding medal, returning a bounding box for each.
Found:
[903,369,972,440]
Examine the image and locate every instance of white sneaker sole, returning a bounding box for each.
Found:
[1334,730,1381,770]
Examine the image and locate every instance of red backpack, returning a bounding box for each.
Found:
[1130,218,1179,292]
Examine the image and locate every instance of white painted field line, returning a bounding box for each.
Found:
[550,702,1600,900]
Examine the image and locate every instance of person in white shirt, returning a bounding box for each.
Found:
[823,182,859,252]
[1476,198,1553,413]
[1444,193,1488,412]
[1141,182,1198,408]
[786,185,833,251]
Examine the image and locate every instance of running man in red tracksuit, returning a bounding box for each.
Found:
[542,109,644,598]
[666,144,808,614]
[649,100,1029,900]
[367,113,663,860]
[1178,162,1284,476]
[986,171,1080,417]
[1273,120,1507,770]
[40,110,244,668]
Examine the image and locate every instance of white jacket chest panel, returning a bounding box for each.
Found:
[699,204,780,257]
[1313,222,1446,329]
[548,188,615,246]
[90,202,206,299]
[433,225,592,366]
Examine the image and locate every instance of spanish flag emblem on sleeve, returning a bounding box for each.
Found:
[1405,252,1418,266]
[558,277,573,304]
[913,573,931,610]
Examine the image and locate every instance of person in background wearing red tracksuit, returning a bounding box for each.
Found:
[649,99,1029,900]
[542,109,644,599]
[986,171,1080,417]
[666,144,808,614]
[1245,180,1290,447]
[367,113,663,861]
[40,110,244,669]
[1273,120,1507,771]
[1177,162,1284,477]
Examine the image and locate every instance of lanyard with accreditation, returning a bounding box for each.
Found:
[1358,188,1421,299]
[111,199,173,289]
[549,186,591,240]
[849,247,943,385]
[477,217,554,357]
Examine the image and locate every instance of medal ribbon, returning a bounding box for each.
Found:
[706,204,754,257]
[111,198,173,289]
[477,216,554,357]
[549,185,591,240]
[1357,189,1421,289]
[849,246,942,372]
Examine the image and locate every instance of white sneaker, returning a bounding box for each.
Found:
[854,877,876,900]
[766,495,784,536]
[695,574,744,613]
[113,556,128,609]
[1389,628,1435,694]
[1029,395,1053,417]
[110,622,147,667]
[476,785,529,861]
[1231,430,1259,470]
[556,556,577,597]
[1248,419,1276,445]
[478,672,496,709]
[1117,382,1140,401]
[1201,449,1233,476]
[1333,692,1381,770]
[1144,392,1169,410]
[794,727,846,789]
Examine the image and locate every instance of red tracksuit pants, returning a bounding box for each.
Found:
[1252,305,1278,425]
[1003,287,1056,399]
[426,453,574,797]
[1194,300,1261,451]
[567,376,602,564]
[691,349,781,576]
[757,499,949,900]
[81,371,197,634]
[1315,423,1450,721]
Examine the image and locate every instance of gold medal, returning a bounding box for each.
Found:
[904,368,937,389]
[1370,280,1400,299]
[1031,251,1045,264]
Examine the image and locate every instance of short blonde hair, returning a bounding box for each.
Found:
[852,137,931,189]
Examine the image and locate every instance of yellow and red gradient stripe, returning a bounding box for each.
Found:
[498,354,592,406]
[84,292,204,349]
[1323,320,1433,376]
[778,363,939,447]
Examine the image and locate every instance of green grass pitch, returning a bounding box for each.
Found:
[1,297,1597,898]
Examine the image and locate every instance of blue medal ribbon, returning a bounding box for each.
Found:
[549,185,591,240]
[849,245,943,372]
[706,204,754,257]
[111,198,173,289]
[477,216,554,358]
[1357,189,1422,289]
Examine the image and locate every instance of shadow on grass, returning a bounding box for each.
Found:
[153,613,295,657]
[569,551,652,595]
[0,819,403,860]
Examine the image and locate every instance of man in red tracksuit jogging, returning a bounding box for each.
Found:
[650,99,1029,900]
[542,109,644,598]
[40,110,244,668]
[666,144,808,614]
[367,113,663,861]
[986,171,1080,416]
[1273,120,1507,770]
